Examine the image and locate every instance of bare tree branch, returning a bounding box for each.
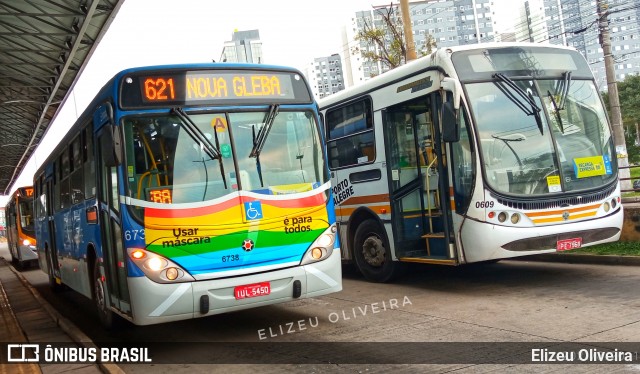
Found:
[351,2,437,75]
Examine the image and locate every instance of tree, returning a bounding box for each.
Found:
[351,3,436,75]
[602,74,640,164]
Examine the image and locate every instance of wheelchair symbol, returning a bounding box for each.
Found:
[244,201,263,221]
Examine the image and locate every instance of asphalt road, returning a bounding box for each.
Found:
[2,242,640,373]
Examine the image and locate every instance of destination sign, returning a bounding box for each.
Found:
[120,69,312,108]
[18,187,34,198]
[147,188,172,204]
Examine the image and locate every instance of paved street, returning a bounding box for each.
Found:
[3,242,640,373]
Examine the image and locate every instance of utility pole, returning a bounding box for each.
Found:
[597,0,630,189]
[400,0,417,61]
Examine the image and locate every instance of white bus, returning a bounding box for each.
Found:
[319,43,623,282]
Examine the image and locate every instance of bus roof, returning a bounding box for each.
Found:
[319,42,580,110]
[33,62,313,179]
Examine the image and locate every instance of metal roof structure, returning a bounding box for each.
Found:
[0,0,124,194]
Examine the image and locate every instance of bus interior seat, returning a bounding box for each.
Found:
[336,139,362,166]
[360,144,374,162]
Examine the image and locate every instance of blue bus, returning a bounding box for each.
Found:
[33,64,341,327]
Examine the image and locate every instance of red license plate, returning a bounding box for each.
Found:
[557,238,582,251]
[234,282,271,300]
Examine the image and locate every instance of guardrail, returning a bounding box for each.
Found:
[620,164,640,204]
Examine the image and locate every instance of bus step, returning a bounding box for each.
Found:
[398,256,458,265]
[422,232,445,239]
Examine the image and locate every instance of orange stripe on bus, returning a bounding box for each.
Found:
[525,203,601,218]
[339,204,392,217]
[340,194,390,206]
[531,211,597,224]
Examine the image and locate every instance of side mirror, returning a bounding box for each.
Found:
[441,77,462,110]
[99,124,123,167]
[442,101,459,143]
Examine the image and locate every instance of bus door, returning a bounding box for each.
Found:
[383,95,453,261]
[96,125,130,314]
[44,176,61,277]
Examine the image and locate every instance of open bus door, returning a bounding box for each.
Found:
[95,107,130,327]
[383,94,457,265]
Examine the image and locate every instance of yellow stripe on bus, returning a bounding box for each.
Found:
[525,203,601,218]
[531,210,597,224]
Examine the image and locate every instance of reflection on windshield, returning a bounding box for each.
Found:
[124,110,326,207]
[468,78,615,196]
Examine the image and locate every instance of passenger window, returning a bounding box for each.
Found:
[326,99,375,169]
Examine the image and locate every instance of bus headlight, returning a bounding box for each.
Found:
[165,267,179,281]
[603,201,610,212]
[23,239,31,246]
[127,248,194,283]
[145,257,167,271]
[498,212,508,223]
[510,213,521,224]
[301,224,336,265]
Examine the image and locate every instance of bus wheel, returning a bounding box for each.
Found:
[93,262,115,329]
[10,246,19,267]
[46,249,62,292]
[353,219,403,283]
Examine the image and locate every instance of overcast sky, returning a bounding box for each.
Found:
[1,0,520,205]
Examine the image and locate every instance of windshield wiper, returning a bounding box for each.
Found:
[548,71,572,134]
[171,107,227,190]
[547,90,565,134]
[492,73,544,135]
[555,71,572,110]
[250,104,279,158]
[249,104,279,187]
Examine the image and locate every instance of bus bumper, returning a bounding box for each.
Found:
[126,247,342,326]
[460,207,623,263]
[17,244,38,262]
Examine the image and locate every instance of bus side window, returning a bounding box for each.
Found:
[60,146,71,209]
[326,98,374,168]
[71,135,84,204]
[84,126,96,199]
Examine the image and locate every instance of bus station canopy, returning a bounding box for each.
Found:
[0,0,124,194]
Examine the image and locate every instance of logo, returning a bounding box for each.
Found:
[244,201,263,221]
[242,239,255,252]
[562,211,570,221]
[7,344,39,362]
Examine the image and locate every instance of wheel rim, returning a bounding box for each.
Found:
[95,275,106,313]
[48,255,55,281]
[361,234,385,267]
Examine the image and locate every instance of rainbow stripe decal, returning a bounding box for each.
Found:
[142,184,330,279]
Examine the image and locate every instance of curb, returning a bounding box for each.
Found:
[8,265,125,374]
[514,253,640,266]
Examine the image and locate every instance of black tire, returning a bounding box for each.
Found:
[353,219,404,283]
[93,261,116,330]
[46,249,62,292]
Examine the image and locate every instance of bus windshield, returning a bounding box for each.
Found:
[124,110,327,207]
[18,199,35,235]
[467,78,616,196]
